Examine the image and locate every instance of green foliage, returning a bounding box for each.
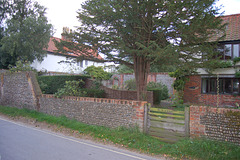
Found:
[37,75,89,94]
[147,82,169,104]
[124,80,169,104]
[54,80,105,98]
[56,0,225,101]
[116,64,134,74]
[161,138,240,160]
[8,60,34,72]
[54,80,86,98]
[169,69,191,105]
[81,88,105,98]
[150,64,176,73]
[205,60,233,72]
[235,71,240,78]
[124,79,136,91]
[169,69,189,92]
[0,0,52,67]
[84,66,112,80]
[90,79,102,89]
[233,57,240,65]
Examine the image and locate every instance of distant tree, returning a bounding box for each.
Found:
[150,64,176,73]
[0,0,52,68]
[116,64,134,74]
[84,65,112,80]
[56,0,225,100]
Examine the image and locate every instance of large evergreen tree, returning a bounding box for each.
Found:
[57,0,225,100]
[0,0,52,68]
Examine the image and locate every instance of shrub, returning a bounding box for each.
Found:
[147,82,169,104]
[37,75,89,94]
[54,80,86,98]
[84,66,112,80]
[124,79,136,90]
[81,88,105,98]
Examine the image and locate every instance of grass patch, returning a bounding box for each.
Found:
[0,105,239,160]
[160,138,240,160]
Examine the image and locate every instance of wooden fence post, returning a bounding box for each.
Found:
[143,103,150,134]
[185,107,190,137]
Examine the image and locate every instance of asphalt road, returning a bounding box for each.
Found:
[0,117,162,160]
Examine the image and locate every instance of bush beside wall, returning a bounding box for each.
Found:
[37,75,90,94]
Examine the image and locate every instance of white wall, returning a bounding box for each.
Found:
[31,53,105,74]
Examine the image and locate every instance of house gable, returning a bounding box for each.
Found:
[31,37,104,74]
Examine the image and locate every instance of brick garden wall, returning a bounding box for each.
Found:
[40,95,148,131]
[111,73,175,95]
[190,106,240,145]
[0,70,148,132]
[184,75,240,107]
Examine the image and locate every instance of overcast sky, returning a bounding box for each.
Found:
[35,0,240,38]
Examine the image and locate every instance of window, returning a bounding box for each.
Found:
[77,61,83,68]
[202,78,240,94]
[85,60,88,66]
[224,44,232,59]
[218,43,240,60]
[233,44,239,58]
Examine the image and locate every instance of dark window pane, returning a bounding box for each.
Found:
[233,79,239,94]
[210,79,216,93]
[224,79,232,93]
[219,79,224,93]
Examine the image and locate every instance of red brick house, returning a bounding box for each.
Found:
[184,13,240,107]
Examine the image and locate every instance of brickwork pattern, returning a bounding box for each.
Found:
[111,73,174,95]
[184,75,240,107]
[190,106,240,145]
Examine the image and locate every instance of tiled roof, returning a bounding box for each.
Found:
[221,13,240,41]
[210,13,240,42]
[46,37,103,60]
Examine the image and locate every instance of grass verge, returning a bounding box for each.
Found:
[0,105,239,160]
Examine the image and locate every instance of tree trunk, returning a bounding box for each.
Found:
[134,55,150,101]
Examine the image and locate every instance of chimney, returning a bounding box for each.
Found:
[61,27,70,41]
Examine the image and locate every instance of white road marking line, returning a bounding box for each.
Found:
[0,117,147,160]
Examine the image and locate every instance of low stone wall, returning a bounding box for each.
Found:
[0,70,148,132]
[40,94,148,131]
[190,106,240,145]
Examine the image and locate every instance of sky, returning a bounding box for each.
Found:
[35,0,240,38]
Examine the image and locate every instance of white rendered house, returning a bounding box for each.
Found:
[31,37,105,74]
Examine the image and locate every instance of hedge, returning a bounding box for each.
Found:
[37,75,90,94]
[81,88,106,98]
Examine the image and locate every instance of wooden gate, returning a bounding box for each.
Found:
[148,107,189,143]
